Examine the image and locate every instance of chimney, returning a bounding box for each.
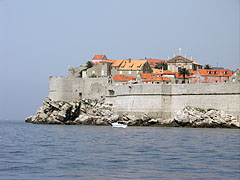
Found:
[128,58,131,63]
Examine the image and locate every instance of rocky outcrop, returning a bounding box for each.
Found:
[26,98,239,128]
[174,106,239,128]
[26,97,119,125]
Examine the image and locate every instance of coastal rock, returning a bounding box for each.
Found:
[174,106,239,128]
[25,116,33,123]
[26,98,239,128]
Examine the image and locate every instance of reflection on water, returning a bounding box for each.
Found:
[0,121,239,180]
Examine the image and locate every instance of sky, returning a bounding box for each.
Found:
[0,0,239,120]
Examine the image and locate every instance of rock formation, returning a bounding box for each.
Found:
[174,106,239,128]
[26,98,239,128]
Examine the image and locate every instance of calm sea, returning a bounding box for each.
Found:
[0,121,239,180]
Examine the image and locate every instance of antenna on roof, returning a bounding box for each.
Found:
[178,48,182,55]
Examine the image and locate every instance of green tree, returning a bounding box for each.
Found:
[86,61,93,68]
[155,62,168,70]
[179,68,190,83]
[204,64,211,69]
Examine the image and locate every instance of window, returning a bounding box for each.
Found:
[178,67,182,72]
[214,71,216,74]
[224,71,228,74]
[208,71,211,74]
[101,69,104,76]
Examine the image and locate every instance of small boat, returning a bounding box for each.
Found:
[111,122,127,128]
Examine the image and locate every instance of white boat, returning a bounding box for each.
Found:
[111,122,127,128]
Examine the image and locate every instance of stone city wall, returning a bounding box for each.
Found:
[107,83,240,121]
[48,76,240,121]
[49,77,108,102]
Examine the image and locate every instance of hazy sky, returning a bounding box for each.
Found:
[0,0,239,120]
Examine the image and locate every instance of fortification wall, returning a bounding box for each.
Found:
[110,83,240,121]
[49,76,240,121]
[171,83,240,120]
[49,77,108,102]
[49,77,75,102]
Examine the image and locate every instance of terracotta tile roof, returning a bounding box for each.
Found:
[192,61,201,66]
[139,73,162,79]
[100,60,114,63]
[113,74,136,82]
[198,69,232,77]
[146,59,168,68]
[142,76,171,82]
[139,73,153,79]
[175,71,196,79]
[111,60,124,67]
[118,60,147,71]
[152,69,163,74]
[100,59,124,67]
[162,70,176,75]
[92,55,106,60]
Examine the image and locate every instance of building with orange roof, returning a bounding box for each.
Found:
[161,70,176,82]
[152,69,163,74]
[92,55,107,63]
[142,76,171,84]
[117,59,152,76]
[113,74,136,85]
[192,69,233,83]
[146,59,168,68]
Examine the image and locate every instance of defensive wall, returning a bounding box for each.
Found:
[49,76,108,102]
[106,83,240,121]
[48,76,240,121]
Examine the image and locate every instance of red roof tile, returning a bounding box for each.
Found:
[92,55,106,60]
[139,73,162,79]
[147,59,168,68]
[142,76,171,82]
[113,74,136,82]
[198,69,232,77]
[162,70,176,75]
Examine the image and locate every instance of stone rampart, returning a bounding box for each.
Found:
[49,77,108,102]
[107,83,240,121]
[49,76,240,121]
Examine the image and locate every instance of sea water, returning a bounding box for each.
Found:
[0,121,239,180]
